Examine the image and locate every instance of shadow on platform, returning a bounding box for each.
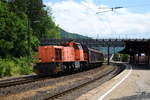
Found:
[131,64,149,70]
[111,91,150,100]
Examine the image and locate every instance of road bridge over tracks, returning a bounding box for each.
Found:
[40,38,125,47]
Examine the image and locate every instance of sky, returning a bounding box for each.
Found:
[43,0,150,39]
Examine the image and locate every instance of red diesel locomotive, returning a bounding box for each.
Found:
[34,41,104,75]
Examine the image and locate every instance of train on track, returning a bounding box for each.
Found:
[34,41,104,75]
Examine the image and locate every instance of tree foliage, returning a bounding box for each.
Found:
[0,0,60,76]
[8,0,60,39]
[113,53,128,62]
[27,0,60,39]
[0,0,60,57]
[0,1,29,57]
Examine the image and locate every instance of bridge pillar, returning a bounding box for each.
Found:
[133,54,136,65]
[113,46,115,54]
[107,45,110,65]
[138,53,140,65]
[129,54,135,64]
[129,55,134,64]
[145,55,147,64]
[148,53,150,68]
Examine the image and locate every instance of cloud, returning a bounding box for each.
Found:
[45,0,150,38]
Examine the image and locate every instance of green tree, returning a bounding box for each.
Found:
[8,0,28,15]
[27,0,60,39]
[0,0,60,77]
[0,0,29,57]
[38,10,60,39]
[8,0,60,39]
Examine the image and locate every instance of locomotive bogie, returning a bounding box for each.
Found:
[34,61,88,75]
[34,63,58,75]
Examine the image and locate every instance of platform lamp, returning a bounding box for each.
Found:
[96,6,123,65]
[27,1,46,66]
[27,19,40,66]
[96,6,123,14]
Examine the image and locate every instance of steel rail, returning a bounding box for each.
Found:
[46,65,122,100]
[0,75,50,88]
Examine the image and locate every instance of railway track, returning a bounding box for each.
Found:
[45,63,123,100]
[0,75,50,88]
[0,63,125,100]
[0,64,118,89]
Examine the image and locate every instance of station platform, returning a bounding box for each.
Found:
[76,64,150,100]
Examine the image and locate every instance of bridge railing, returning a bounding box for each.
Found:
[40,38,132,47]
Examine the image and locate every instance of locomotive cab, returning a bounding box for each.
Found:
[64,41,85,61]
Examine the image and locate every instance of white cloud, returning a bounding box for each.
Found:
[45,0,150,38]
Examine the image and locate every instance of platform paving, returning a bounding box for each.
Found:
[76,64,150,100]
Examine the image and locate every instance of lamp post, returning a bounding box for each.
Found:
[27,19,40,66]
[96,6,123,65]
[27,18,31,66]
[96,6,123,14]
[27,0,43,66]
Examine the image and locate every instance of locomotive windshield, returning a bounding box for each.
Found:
[74,44,83,50]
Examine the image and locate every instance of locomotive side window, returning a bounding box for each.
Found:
[55,48,62,60]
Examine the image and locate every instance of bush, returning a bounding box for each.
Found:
[0,58,19,77]
[121,54,128,62]
[113,53,129,62]
[113,53,120,61]
[0,57,32,77]
[14,57,32,75]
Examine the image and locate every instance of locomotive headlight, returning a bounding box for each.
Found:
[52,57,55,61]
